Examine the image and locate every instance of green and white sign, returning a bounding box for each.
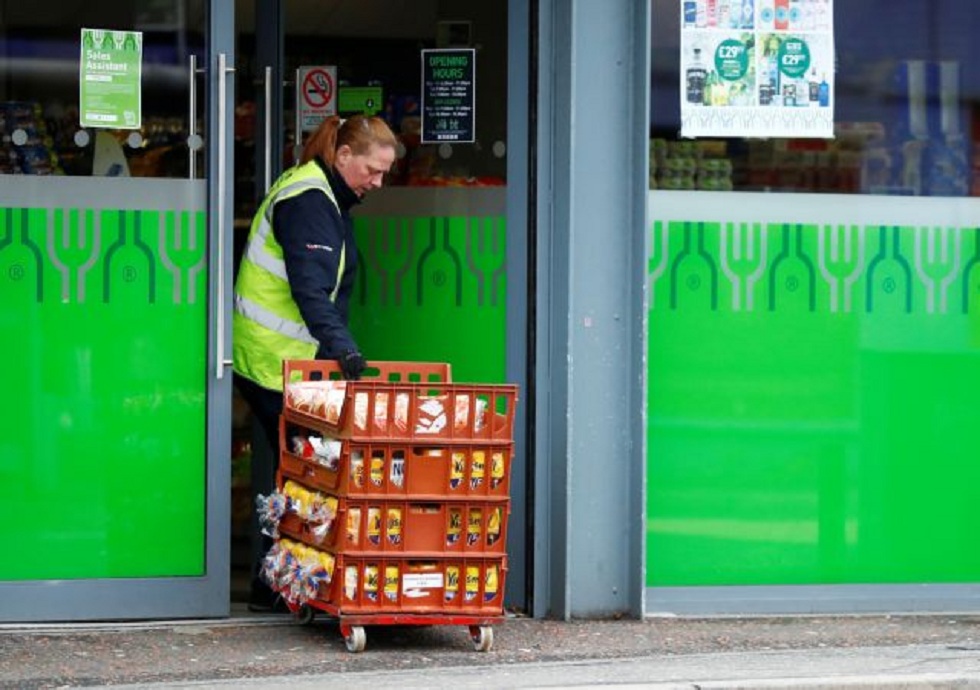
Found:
[714,38,750,81]
[79,28,143,129]
[778,37,811,78]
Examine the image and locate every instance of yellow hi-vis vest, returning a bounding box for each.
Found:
[232,160,346,391]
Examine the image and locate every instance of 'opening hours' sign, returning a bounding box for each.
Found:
[421,48,475,144]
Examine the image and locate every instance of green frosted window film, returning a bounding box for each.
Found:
[0,205,207,580]
[647,192,980,587]
[349,215,506,384]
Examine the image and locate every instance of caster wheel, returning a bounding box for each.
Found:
[295,605,315,625]
[344,625,366,653]
[470,625,494,652]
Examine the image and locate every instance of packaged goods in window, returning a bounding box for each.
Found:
[364,564,380,601]
[367,507,382,545]
[466,507,483,547]
[386,507,403,545]
[346,507,362,544]
[285,378,495,439]
[344,564,359,601]
[445,565,460,602]
[487,506,503,546]
[384,565,400,601]
[447,508,463,545]
[286,380,346,422]
[465,566,480,602]
[470,451,486,489]
[485,564,499,602]
[389,451,405,488]
[289,433,342,470]
[256,483,339,543]
[260,539,335,606]
[416,396,448,434]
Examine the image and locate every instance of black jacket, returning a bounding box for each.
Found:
[272,157,360,358]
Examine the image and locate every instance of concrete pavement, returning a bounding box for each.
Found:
[107,644,980,689]
[2,609,980,689]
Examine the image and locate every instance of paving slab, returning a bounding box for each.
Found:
[2,610,980,689]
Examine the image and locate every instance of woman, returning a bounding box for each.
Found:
[232,115,397,610]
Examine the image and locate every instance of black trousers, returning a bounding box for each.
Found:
[233,374,283,599]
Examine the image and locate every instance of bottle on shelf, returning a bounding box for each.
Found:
[686,48,708,104]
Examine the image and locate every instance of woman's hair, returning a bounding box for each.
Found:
[300,115,397,166]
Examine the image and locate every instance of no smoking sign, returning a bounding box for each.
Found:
[297,65,337,132]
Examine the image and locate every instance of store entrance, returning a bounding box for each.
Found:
[228,0,520,609]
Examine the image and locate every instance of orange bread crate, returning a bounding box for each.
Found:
[277,494,509,555]
[280,424,514,499]
[282,360,518,444]
[324,553,507,616]
[264,537,505,616]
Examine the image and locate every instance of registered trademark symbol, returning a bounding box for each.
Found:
[785,276,799,292]
[8,264,24,281]
[686,275,701,290]
[124,266,137,282]
[432,269,446,287]
[883,277,896,293]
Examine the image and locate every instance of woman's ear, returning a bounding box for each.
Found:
[335,144,353,168]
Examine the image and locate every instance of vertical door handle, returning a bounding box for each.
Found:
[188,54,198,180]
[294,68,302,163]
[216,52,235,379]
[264,66,273,192]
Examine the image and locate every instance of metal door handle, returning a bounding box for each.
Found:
[188,54,198,180]
[216,52,235,380]
[294,68,302,163]
[264,66,273,192]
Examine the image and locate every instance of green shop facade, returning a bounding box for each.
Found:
[1,0,979,623]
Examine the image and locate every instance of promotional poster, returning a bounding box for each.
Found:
[680,0,835,138]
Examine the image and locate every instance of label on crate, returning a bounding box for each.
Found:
[403,573,444,590]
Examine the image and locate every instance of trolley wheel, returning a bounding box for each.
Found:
[470,625,494,652]
[344,625,367,653]
[295,605,315,626]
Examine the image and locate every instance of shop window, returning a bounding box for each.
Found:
[0,4,205,179]
[651,0,980,196]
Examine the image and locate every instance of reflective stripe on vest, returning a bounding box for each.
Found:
[234,293,317,345]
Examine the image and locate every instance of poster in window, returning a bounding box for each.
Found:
[679,0,834,138]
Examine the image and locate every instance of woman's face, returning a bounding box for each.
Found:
[335,142,396,197]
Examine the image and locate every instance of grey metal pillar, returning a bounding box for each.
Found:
[532,0,650,619]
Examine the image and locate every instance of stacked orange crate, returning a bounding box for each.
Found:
[266,360,517,621]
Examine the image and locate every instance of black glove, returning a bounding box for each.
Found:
[338,350,367,380]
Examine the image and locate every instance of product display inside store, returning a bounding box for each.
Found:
[652,0,980,196]
[1,5,506,191]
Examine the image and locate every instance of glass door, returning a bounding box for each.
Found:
[0,0,235,621]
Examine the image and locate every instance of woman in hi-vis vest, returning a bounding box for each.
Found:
[232,115,397,611]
